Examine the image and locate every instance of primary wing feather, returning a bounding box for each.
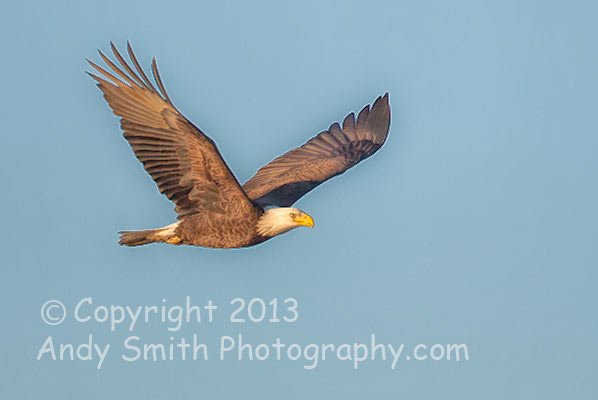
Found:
[88,42,255,219]
[243,94,390,206]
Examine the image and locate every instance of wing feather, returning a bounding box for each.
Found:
[126,42,157,91]
[89,42,255,219]
[243,94,390,207]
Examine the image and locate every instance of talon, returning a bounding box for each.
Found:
[166,236,182,244]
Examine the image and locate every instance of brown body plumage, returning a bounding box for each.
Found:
[88,42,391,248]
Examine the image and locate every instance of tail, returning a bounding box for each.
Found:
[118,223,181,247]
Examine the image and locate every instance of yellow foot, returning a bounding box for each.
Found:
[166,236,182,244]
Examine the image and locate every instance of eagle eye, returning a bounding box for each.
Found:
[289,212,296,219]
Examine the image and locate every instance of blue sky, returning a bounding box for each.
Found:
[1,0,597,398]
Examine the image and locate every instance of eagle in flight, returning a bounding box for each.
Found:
[88,43,391,248]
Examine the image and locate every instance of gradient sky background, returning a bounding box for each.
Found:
[1,0,597,398]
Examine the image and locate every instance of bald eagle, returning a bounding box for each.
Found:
[88,43,391,248]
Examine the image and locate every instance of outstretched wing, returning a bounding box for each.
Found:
[88,42,255,219]
[243,94,391,206]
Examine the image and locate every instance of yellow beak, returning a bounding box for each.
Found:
[294,213,314,228]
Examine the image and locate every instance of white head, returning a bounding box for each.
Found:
[256,207,315,237]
